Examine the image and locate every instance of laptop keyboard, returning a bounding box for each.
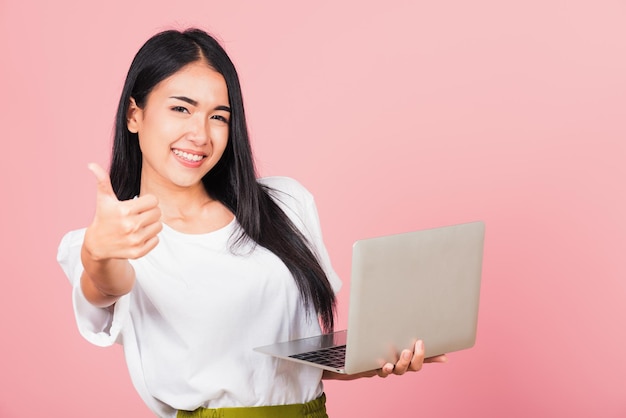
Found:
[289,345,347,369]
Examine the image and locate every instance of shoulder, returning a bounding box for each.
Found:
[258,176,311,195]
[258,176,314,207]
[258,176,317,223]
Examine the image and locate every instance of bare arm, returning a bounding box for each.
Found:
[80,253,135,308]
[80,163,162,307]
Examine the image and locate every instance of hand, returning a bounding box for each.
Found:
[376,340,447,378]
[322,340,447,381]
[83,163,162,261]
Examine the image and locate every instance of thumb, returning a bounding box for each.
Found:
[87,163,117,199]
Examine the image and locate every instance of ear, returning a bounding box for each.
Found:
[127,97,141,134]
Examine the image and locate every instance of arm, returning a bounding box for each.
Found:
[80,163,162,307]
[322,340,448,381]
[80,254,135,308]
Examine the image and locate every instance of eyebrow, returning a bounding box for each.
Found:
[170,96,231,112]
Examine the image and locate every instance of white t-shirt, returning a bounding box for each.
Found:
[57,177,341,418]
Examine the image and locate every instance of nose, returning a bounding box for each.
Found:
[187,115,209,145]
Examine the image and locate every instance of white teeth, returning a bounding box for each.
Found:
[173,149,204,162]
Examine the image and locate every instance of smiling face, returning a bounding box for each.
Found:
[127,60,231,195]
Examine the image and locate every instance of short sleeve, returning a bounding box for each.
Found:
[57,229,131,347]
[299,189,342,293]
[261,177,342,294]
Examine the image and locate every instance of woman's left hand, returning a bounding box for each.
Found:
[322,340,447,381]
[375,340,447,378]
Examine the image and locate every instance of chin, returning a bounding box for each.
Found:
[169,175,205,189]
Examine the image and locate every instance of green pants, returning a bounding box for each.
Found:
[177,393,328,418]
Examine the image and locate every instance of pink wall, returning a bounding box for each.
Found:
[1,0,624,416]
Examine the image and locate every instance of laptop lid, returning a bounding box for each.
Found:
[254,221,485,375]
[344,220,485,373]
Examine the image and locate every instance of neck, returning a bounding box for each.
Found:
[140,178,210,217]
[140,177,233,234]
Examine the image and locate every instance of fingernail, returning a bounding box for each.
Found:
[403,351,411,360]
[417,340,424,351]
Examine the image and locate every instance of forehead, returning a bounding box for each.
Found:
[151,61,229,104]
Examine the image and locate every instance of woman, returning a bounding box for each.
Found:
[57,28,445,417]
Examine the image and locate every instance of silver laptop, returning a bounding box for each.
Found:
[254,221,485,374]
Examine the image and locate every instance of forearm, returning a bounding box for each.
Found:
[80,245,135,308]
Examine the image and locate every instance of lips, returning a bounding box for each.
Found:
[172,148,206,163]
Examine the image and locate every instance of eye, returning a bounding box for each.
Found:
[211,114,230,124]
[171,106,189,114]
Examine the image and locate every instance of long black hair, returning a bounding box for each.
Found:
[110,28,336,331]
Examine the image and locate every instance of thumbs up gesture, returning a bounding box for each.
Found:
[83,163,162,261]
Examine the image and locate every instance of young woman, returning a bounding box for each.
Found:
[57,28,445,417]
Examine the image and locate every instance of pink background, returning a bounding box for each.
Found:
[1,0,625,416]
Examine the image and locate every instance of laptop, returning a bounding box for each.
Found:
[254,221,485,374]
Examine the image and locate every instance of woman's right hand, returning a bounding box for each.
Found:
[83,163,162,261]
[80,163,162,307]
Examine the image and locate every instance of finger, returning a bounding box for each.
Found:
[377,364,394,378]
[134,234,160,259]
[407,340,426,372]
[392,348,413,375]
[140,218,164,240]
[119,215,163,255]
[124,233,160,260]
[87,163,117,199]
[134,206,163,230]
[120,200,161,237]
[126,194,160,214]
